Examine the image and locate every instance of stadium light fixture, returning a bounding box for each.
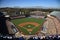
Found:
[5,15,10,17]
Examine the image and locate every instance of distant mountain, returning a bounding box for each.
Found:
[0,6,60,9]
[13,6,60,9]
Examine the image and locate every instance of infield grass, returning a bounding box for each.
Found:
[11,18,45,35]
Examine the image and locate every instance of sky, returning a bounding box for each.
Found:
[0,0,60,8]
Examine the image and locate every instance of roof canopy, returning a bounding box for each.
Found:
[50,11,60,20]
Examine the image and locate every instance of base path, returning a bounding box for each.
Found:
[18,22,40,27]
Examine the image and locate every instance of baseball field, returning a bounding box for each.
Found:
[11,18,45,35]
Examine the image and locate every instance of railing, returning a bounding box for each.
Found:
[0,34,60,40]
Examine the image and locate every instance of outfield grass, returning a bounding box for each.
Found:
[11,18,44,25]
[11,18,45,35]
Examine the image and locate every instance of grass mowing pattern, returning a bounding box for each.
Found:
[12,18,44,25]
[31,26,40,35]
[11,18,45,35]
[19,27,29,34]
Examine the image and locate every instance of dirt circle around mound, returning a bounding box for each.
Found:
[18,22,40,27]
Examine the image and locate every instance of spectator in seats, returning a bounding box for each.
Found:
[5,15,21,38]
[45,36,50,40]
[49,36,53,40]
[0,12,21,40]
[53,35,58,40]
[19,36,25,40]
[58,35,60,40]
[38,37,41,40]
[28,37,34,40]
[0,12,9,35]
[33,37,38,40]
[40,36,45,40]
